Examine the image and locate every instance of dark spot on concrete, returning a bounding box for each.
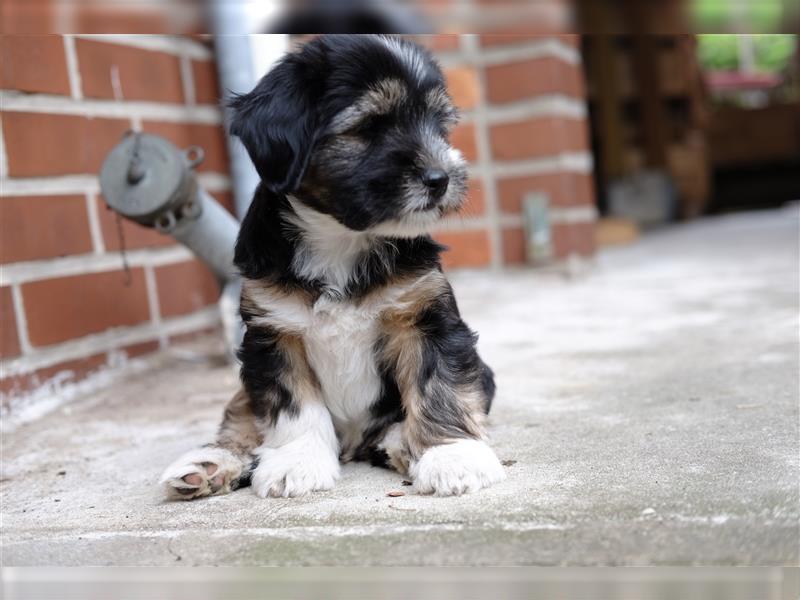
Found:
[501,460,517,466]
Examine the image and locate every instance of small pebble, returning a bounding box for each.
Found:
[387,490,405,497]
[641,507,656,517]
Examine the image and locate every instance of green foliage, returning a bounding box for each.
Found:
[697,34,797,72]
[691,0,783,31]
[698,35,739,70]
[755,35,796,72]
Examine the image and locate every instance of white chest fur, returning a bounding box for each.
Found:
[303,296,382,437]
[248,286,391,449]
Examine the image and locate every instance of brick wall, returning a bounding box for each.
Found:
[424,34,596,268]
[0,34,230,404]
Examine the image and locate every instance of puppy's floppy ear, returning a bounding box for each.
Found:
[229,55,322,194]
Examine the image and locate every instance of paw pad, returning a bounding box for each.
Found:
[160,448,244,501]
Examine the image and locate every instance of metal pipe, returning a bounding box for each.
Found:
[99,132,243,358]
[208,1,262,220]
[168,187,239,282]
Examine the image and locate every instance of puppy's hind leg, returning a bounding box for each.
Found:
[160,389,262,500]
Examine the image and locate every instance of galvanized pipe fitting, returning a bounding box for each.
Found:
[99,132,240,282]
[99,131,243,358]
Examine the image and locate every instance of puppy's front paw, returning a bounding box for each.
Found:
[411,439,506,496]
[252,436,340,498]
[160,447,244,500]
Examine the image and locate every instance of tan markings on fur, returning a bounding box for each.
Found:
[278,331,321,407]
[425,87,458,129]
[241,278,324,420]
[216,388,262,457]
[379,271,485,458]
[388,449,411,474]
[379,424,412,475]
[372,270,450,321]
[329,78,407,134]
[241,278,315,335]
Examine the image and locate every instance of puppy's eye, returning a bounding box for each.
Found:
[430,108,459,138]
[430,106,459,136]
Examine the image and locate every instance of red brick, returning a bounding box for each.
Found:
[142,121,229,173]
[0,0,57,35]
[31,352,107,384]
[121,339,160,358]
[75,39,184,103]
[192,59,220,105]
[490,117,588,161]
[4,113,130,177]
[480,34,548,47]
[470,1,569,35]
[445,66,479,111]
[73,8,172,34]
[497,172,594,213]
[1,287,21,359]
[0,352,107,399]
[557,34,581,48]
[96,197,176,252]
[0,35,71,95]
[459,180,486,217]
[435,230,491,269]
[486,57,584,104]
[0,340,162,400]
[22,269,150,347]
[501,227,526,264]
[501,223,595,263]
[450,122,478,163]
[1,195,93,263]
[553,222,595,258]
[480,34,580,49]
[155,260,220,318]
[411,34,460,52]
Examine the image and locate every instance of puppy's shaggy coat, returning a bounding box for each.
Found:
[161,35,505,498]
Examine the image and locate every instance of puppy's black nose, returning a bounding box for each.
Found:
[422,169,449,198]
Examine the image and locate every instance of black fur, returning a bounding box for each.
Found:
[236,323,298,423]
[229,54,323,194]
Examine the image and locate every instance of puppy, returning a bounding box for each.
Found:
[160,35,505,498]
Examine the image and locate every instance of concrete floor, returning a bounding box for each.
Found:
[2,207,798,566]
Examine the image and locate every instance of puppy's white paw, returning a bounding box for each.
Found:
[252,435,340,498]
[411,439,506,496]
[160,447,243,501]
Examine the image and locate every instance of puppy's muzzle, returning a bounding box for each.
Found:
[422,168,449,199]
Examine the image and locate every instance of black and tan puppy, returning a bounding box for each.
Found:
[161,35,505,498]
